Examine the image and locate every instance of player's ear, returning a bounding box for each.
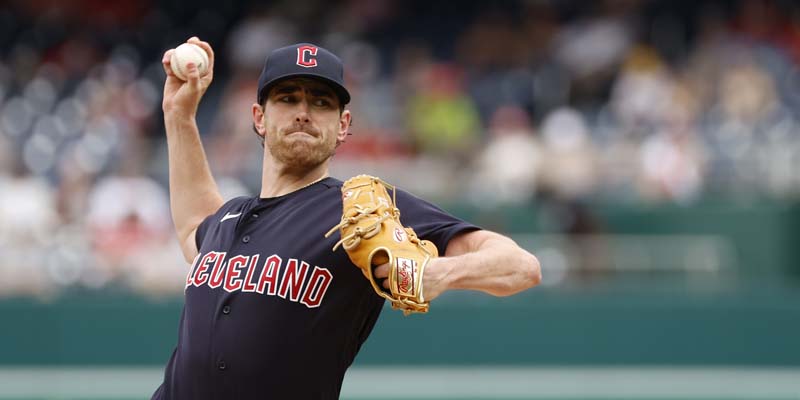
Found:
[252,103,266,138]
[337,109,351,143]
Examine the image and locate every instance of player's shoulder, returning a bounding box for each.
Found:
[393,183,433,210]
[222,195,254,211]
[194,196,255,249]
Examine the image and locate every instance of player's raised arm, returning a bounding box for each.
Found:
[161,37,224,263]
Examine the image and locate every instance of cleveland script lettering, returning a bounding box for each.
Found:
[185,252,334,308]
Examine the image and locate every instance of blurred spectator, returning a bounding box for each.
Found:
[0,160,58,297]
[719,63,779,125]
[1,0,800,297]
[606,45,707,203]
[205,77,263,183]
[637,130,705,203]
[469,105,541,205]
[702,60,797,195]
[610,45,675,136]
[86,141,174,289]
[227,8,297,73]
[334,40,412,159]
[456,9,537,120]
[538,107,598,200]
[552,1,637,108]
[406,63,481,157]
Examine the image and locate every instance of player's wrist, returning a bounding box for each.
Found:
[424,257,456,299]
[444,256,461,291]
[164,110,198,128]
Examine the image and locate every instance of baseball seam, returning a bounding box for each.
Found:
[173,53,185,80]
[190,45,207,74]
[173,45,208,80]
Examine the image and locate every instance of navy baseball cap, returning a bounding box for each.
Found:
[257,43,351,106]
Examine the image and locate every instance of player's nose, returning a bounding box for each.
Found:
[294,100,311,123]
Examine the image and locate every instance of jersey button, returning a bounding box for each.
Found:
[222,305,231,315]
[218,360,227,370]
[252,213,259,218]
[242,235,250,243]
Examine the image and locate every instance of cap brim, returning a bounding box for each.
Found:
[258,72,350,106]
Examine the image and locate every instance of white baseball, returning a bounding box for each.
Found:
[170,43,209,81]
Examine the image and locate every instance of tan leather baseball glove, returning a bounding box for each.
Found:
[325,175,438,315]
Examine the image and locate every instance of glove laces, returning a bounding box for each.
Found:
[325,176,401,251]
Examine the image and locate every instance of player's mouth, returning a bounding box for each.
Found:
[286,130,318,138]
[284,125,319,138]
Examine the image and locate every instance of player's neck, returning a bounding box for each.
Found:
[260,159,329,198]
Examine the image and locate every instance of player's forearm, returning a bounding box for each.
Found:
[438,236,541,297]
[165,115,224,243]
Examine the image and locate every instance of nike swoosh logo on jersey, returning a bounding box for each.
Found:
[220,212,242,222]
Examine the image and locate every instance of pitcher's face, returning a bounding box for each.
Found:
[255,78,350,171]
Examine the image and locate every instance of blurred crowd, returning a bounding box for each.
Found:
[1,0,800,298]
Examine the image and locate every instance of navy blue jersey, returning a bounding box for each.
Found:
[152,177,478,400]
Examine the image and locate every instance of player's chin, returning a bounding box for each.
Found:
[273,142,334,168]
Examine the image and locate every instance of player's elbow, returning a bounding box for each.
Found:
[525,253,542,288]
[515,251,541,291]
[495,251,541,297]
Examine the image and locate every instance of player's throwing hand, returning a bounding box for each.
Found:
[161,37,215,119]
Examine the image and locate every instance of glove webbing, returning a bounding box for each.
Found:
[325,177,399,250]
[324,205,395,251]
[325,178,434,258]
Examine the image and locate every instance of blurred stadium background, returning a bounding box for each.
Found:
[1,0,799,398]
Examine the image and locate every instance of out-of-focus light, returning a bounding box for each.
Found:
[32,115,66,141]
[73,118,119,174]
[35,62,66,94]
[73,137,107,175]
[124,78,159,120]
[85,116,121,143]
[340,41,381,83]
[541,107,590,150]
[46,246,84,286]
[24,77,57,112]
[55,98,88,138]
[22,132,57,175]
[74,78,104,105]
[109,45,142,73]
[102,54,139,87]
[1,97,37,138]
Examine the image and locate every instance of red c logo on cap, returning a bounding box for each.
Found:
[296,45,318,68]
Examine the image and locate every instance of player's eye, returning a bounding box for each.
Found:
[313,98,332,108]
